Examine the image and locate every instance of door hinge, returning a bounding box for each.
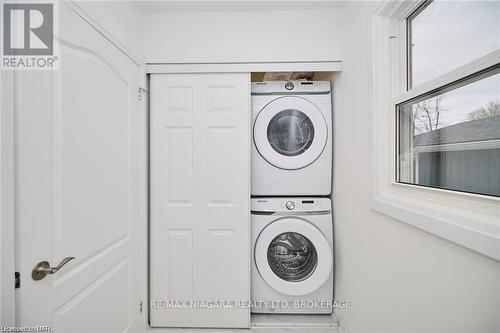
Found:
[139,301,143,313]
[15,272,20,288]
[138,87,148,101]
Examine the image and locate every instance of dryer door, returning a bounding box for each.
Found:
[253,96,328,170]
[254,217,332,296]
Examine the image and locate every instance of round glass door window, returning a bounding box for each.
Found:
[267,232,318,282]
[267,109,315,157]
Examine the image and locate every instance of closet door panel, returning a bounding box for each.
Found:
[150,73,250,328]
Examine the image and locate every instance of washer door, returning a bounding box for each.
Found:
[254,217,332,296]
[254,96,327,170]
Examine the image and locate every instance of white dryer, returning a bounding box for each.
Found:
[251,81,332,196]
[251,197,334,314]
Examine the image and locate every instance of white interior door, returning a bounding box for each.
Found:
[15,4,145,332]
[150,73,250,328]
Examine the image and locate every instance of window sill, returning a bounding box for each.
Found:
[371,184,500,261]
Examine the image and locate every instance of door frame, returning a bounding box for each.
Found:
[146,62,342,74]
[1,68,16,326]
[144,66,338,329]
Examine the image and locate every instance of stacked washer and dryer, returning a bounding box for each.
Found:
[251,80,334,314]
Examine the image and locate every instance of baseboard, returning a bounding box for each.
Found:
[251,313,339,328]
[333,310,352,333]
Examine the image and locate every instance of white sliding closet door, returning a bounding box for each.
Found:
[150,73,250,328]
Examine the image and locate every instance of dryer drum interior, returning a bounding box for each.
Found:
[267,109,315,157]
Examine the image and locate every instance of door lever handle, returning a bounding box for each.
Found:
[32,257,75,281]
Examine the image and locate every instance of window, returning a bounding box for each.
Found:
[407,0,500,88]
[397,66,500,197]
[397,1,500,197]
[373,0,500,260]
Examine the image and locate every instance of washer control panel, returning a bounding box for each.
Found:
[252,198,331,213]
[285,200,295,210]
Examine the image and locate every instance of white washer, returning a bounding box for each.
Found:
[252,81,332,196]
[251,197,334,314]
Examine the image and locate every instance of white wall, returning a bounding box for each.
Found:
[143,7,343,63]
[73,1,144,60]
[333,2,500,332]
[61,2,500,332]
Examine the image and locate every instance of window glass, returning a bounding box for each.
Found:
[408,0,500,88]
[397,67,500,197]
[267,232,317,282]
[267,109,315,156]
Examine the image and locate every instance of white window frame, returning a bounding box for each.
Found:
[372,0,500,261]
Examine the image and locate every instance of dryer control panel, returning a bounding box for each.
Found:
[251,80,331,95]
[251,197,331,213]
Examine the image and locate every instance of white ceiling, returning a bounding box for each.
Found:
[138,1,344,13]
